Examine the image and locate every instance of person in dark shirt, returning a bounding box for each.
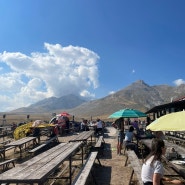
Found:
[114,117,125,155]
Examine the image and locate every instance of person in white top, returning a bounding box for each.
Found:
[95,118,103,134]
[124,126,138,155]
[141,138,183,185]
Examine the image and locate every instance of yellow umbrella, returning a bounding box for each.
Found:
[146,111,185,131]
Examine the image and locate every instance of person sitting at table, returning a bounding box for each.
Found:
[124,126,139,155]
[141,138,183,185]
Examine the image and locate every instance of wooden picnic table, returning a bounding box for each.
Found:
[166,135,185,146]
[4,136,37,158]
[69,130,95,143]
[0,142,82,185]
[140,139,185,154]
[140,139,185,179]
[69,131,95,164]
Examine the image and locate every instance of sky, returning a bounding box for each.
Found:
[0,0,185,112]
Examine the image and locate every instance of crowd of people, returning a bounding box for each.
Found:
[80,118,105,135]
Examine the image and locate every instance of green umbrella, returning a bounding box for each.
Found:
[108,108,147,118]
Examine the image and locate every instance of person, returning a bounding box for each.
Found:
[64,116,70,134]
[56,116,67,135]
[141,138,183,185]
[12,122,17,131]
[154,131,165,140]
[80,119,89,131]
[32,127,40,137]
[80,119,85,131]
[95,118,103,134]
[124,126,138,155]
[114,117,125,155]
[124,125,135,142]
[132,120,140,135]
[49,124,59,138]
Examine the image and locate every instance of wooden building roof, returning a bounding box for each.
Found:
[145,99,185,120]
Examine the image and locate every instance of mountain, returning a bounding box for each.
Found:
[11,94,87,113]
[10,80,185,119]
[68,80,185,118]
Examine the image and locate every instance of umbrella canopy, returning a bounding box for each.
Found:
[108,108,147,118]
[146,111,185,131]
[60,112,70,117]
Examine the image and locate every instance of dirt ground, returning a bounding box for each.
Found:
[0,127,138,185]
[89,126,136,185]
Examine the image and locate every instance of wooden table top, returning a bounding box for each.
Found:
[0,142,82,184]
[69,130,94,142]
[140,139,185,154]
[5,137,37,147]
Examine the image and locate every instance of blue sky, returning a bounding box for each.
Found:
[0,0,185,112]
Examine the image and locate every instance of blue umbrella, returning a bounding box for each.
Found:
[109,108,147,118]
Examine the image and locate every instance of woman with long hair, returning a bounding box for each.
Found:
[141,138,183,185]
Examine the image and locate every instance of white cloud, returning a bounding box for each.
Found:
[132,69,135,73]
[108,91,115,95]
[80,90,95,99]
[0,43,100,111]
[173,79,185,86]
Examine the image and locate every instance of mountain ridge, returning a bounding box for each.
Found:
[9,80,185,118]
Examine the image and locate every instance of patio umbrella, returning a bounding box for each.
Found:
[108,108,147,118]
[60,112,70,117]
[146,111,185,131]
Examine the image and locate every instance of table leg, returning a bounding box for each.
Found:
[19,146,22,158]
[81,146,84,165]
[69,156,72,185]
[33,138,37,146]
[0,150,5,160]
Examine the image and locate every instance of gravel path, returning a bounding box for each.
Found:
[91,126,136,185]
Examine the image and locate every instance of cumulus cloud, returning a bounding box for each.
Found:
[173,79,185,86]
[108,91,115,95]
[0,43,100,111]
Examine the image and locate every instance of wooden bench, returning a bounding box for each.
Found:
[125,150,143,185]
[92,136,105,156]
[0,146,15,160]
[0,158,17,171]
[72,151,100,185]
[29,136,59,156]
